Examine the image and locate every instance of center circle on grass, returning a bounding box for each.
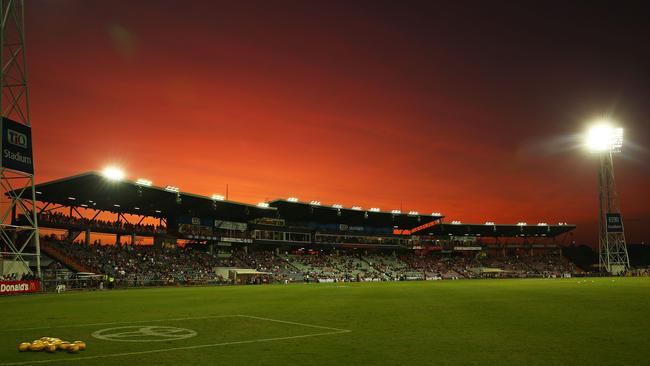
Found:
[92,326,197,342]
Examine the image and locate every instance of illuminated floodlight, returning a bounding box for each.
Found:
[165,185,180,192]
[485,221,495,225]
[431,212,442,216]
[102,166,125,181]
[585,122,623,153]
[517,222,527,226]
[369,207,380,212]
[136,178,152,187]
[391,209,401,214]
[408,211,418,215]
[310,200,321,206]
[537,222,548,226]
[212,194,225,201]
[451,220,462,225]
[351,206,362,211]
[332,204,343,209]
[257,202,270,208]
[287,197,299,202]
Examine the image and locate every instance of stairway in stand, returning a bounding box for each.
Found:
[40,242,95,273]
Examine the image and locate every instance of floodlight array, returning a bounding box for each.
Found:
[586,123,624,153]
[136,179,152,186]
[102,166,125,181]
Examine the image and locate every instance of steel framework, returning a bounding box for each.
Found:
[0,0,40,278]
[597,151,630,274]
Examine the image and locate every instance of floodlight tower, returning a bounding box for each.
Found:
[585,122,630,275]
[0,0,40,278]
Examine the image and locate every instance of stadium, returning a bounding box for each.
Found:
[1,1,649,366]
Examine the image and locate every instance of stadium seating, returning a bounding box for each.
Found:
[37,238,580,290]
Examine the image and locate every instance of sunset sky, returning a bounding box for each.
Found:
[25,1,649,244]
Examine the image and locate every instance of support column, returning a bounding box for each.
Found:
[131,233,136,246]
[153,236,163,249]
[85,229,91,247]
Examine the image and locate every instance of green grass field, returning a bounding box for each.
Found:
[1,278,649,366]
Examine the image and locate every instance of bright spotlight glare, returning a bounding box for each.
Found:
[586,122,623,153]
[102,166,124,181]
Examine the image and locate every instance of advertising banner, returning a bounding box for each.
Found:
[0,280,40,295]
[1,117,34,174]
[453,246,482,251]
[215,220,247,231]
[606,213,624,233]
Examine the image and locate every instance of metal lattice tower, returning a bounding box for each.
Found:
[596,151,630,275]
[0,0,40,278]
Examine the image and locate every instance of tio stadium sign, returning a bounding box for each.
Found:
[1,117,34,175]
[0,280,40,295]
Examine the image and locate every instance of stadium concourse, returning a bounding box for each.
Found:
[4,171,579,291]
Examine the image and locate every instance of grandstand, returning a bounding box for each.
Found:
[0,170,584,290]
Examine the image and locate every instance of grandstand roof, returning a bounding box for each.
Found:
[269,199,443,229]
[19,171,276,220]
[415,223,576,238]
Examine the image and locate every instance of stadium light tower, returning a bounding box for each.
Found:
[585,121,630,275]
[0,1,41,278]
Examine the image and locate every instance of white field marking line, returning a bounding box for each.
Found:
[0,317,352,366]
[0,314,238,332]
[236,315,350,333]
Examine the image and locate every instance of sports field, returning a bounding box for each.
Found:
[1,278,649,366]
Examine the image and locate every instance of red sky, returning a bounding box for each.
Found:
[25,1,650,245]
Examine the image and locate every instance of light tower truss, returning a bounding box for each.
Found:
[597,151,630,275]
[1,0,40,278]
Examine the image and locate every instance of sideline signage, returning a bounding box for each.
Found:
[0,280,40,295]
[1,117,34,174]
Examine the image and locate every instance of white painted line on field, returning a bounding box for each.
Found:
[237,315,350,333]
[0,314,238,332]
[0,315,352,365]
